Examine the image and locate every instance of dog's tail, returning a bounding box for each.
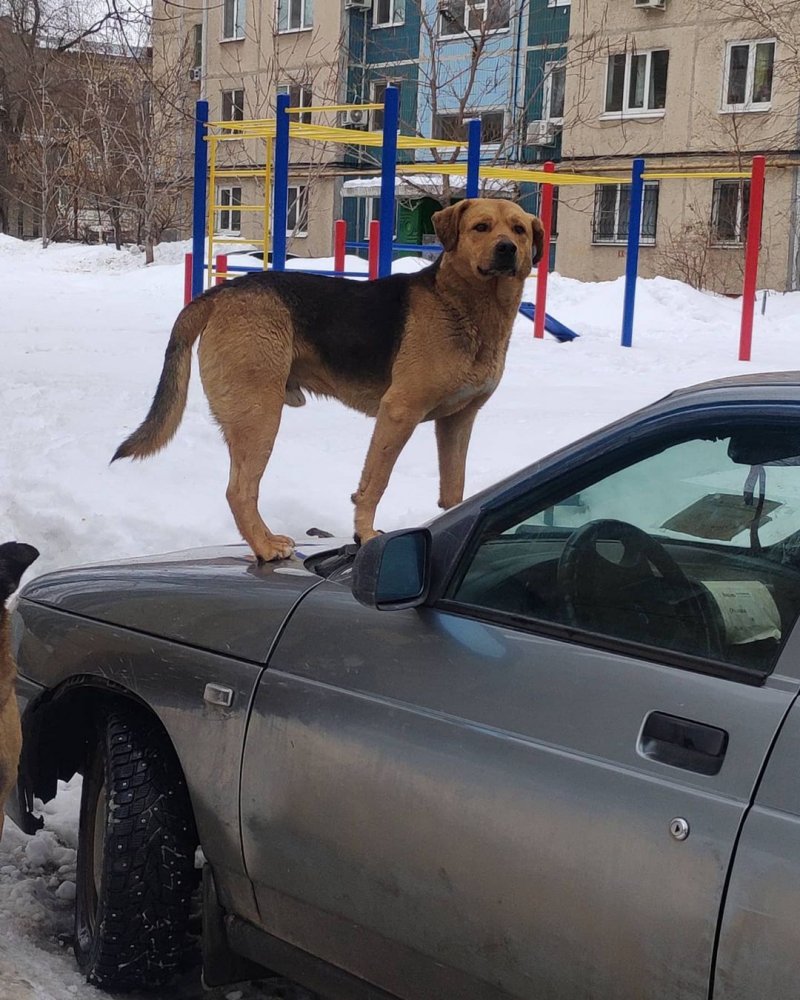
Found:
[112,295,216,462]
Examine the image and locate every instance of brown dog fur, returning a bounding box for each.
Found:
[0,542,39,839]
[114,198,544,562]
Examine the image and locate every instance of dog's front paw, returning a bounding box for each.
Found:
[254,534,295,563]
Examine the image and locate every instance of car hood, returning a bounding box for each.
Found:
[18,540,347,663]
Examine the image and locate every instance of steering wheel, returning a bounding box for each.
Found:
[556,518,724,659]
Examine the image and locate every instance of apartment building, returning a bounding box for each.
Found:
[154,0,348,258]
[342,0,535,252]
[152,0,798,292]
[556,0,800,292]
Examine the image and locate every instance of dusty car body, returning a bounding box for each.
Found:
[9,372,800,999]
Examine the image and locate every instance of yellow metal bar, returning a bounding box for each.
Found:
[213,169,272,178]
[394,164,630,185]
[206,135,218,292]
[211,237,264,244]
[286,103,384,112]
[642,170,753,180]
[263,136,272,271]
[211,204,265,211]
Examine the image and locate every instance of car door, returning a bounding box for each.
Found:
[240,408,800,1000]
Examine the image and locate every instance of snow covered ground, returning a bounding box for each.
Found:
[1,233,799,998]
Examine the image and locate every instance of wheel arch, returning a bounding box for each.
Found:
[17,676,194,837]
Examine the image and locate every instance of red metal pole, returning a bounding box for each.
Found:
[368,220,380,280]
[334,219,346,275]
[738,155,766,362]
[215,253,228,286]
[534,161,555,340]
[184,252,193,305]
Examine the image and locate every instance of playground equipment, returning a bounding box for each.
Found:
[189,87,766,361]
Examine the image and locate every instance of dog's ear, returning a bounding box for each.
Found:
[530,214,545,266]
[0,542,39,603]
[433,200,471,253]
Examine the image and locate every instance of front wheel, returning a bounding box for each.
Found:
[74,706,197,991]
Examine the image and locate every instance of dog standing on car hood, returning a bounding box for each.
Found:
[113,198,544,562]
[0,542,39,838]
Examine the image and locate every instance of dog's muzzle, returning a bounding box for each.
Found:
[483,240,518,277]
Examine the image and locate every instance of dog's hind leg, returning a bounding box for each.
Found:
[222,393,295,563]
[352,391,427,544]
[435,397,486,510]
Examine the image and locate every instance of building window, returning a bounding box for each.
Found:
[221,88,245,121]
[277,83,312,123]
[373,0,404,27]
[543,61,566,123]
[222,0,245,39]
[711,180,751,244]
[287,184,309,237]
[592,182,659,245]
[434,109,505,144]
[723,40,775,110]
[278,0,312,32]
[217,186,241,234]
[547,0,570,5]
[439,0,510,38]
[371,79,402,130]
[192,23,203,68]
[605,50,669,115]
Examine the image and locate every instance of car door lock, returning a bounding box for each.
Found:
[669,817,690,841]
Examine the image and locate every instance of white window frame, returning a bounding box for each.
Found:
[721,39,775,112]
[216,186,242,236]
[276,83,312,123]
[543,60,566,124]
[710,179,751,246]
[287,184,308,238]
[221,88,245,121]
[222,0,245,40]
[547,0,570,6]
[370,79,402,130]
[433,108,505,146]
[438,0,510,40]
[373,0,404,28]
[277,0,312,33]
[602,49,669,119]
[592,181,660,246]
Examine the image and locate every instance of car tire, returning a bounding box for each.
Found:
[74,706,197,991]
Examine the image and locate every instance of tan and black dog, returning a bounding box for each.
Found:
[0,542,39,838]
[113,198,544,562]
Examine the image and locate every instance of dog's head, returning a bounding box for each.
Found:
[0,543,39,606]
[432,198,545,281]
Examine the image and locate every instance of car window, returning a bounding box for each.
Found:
[449,424,800,678]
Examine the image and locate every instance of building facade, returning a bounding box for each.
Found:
[151,0,799,292]
[556,0,800,293]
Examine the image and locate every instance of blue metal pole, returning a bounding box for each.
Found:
[272,92,291,271]
[621,157,645,348]
[378,85,399,278]
[466,118,481,198]
[191,100,209,299]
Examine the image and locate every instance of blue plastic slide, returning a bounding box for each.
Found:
[518,302,580,342]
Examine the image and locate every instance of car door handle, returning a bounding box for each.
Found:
[639,712,728,776]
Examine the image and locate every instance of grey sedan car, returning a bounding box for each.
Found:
[9,372,800,999]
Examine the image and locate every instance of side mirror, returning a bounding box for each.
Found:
[351,528,432,610]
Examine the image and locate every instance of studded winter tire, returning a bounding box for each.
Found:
[74,706,197,991]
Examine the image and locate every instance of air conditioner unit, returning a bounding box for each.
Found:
[344,0,371,9]
[338,108,369,129]
[633,0,666,9]
[526,120,557,146]
[188,67,202,82]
